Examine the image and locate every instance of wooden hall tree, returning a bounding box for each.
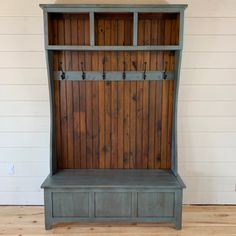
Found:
[40,4,187,230]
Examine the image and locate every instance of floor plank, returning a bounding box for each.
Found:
[0,206,235,235]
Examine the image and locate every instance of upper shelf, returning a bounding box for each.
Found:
[40,4,188,12]
[44,5,186,51]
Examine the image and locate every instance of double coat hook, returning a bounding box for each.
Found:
[123,61,126,80]
[102,57,106,80]
[59,62,65,80]
[143,62,147,80]
[81,62,86,80]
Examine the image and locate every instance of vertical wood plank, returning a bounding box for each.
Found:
[98,81,105,168]
[84,17,93,168]
[97,18,106,168]
[110,19,118,168]
[57,18,67,168]
[148,81,156,169]
[167,80,174,168]
[136,81,143,168]
[85,81,93,168]
[129,81,137,168]
[111,82,118,168]
[92,82,99,168]
[123,81,130,169]
[91,45,99,169]
[142,81,149,168]
[71,16,80,168]
[77,15,87,169]
[104,18,112,168]
[164,19,172,70]
[84,15,90,46]
[161,80,169,169]
[117,81,124,168]
[104,81,111,168]
[65,18,74,168]
[155,82,162,168]
[73,81,80,168]
[60,80,68,168]
[79,81,87,169]
[157,19,164,70]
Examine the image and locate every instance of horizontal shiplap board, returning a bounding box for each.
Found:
[0,177,44,192]
[1,35,236,53]
[179,147,236,162]
[0,162,49,176]
[179,162,236,177]
[183,177,236,192]
[178,133,236,147]
[1,0,236,17]
[184,35,236,52]
[0,85,48,101]
[0,147,49,162]
[0,133,49,147]
[0,192,43,205]
[0,117,49,132]
[183,191,236,204]
[0,101,49,116]
[0,68,47,85]
[178,101,236,117]
[185,17,236,35]
[0,52,45,68]
[180,69,236,85]
[179,117,236,132]
[179,85,236,101]
[0,0,53,16]
[0,17,43,34]
[182,52,236,69]
[0,35,43,51]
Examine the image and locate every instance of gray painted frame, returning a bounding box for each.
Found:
[53,71,175,81]
[44,188,183,230]
[41,4,187,230]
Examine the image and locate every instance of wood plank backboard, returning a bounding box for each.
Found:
[50,12,177,170]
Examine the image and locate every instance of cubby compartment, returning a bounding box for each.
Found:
[138,13,179,45]
[95,13,133,46]
[48,13,90,45]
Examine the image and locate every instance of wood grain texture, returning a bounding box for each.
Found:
[54,80,174,169]
[1,205,236,235]
[51,12,176,169]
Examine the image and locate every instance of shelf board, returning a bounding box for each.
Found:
[46,45,181,51]
[40,4,188,13]
[41,169,185,189]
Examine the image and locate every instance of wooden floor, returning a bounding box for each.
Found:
[0,206,236,235]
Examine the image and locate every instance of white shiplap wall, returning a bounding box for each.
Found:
[0,0,236,205]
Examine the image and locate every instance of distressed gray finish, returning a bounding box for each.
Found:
[53,71,175,81]
[43,170,184,230]
[42,169,185,189]
[137,192,174,217]
[40,3,187,230]
[40,4,187,14]
[46,45,181,51]
[95,192,132,217]
[52,192,89,217]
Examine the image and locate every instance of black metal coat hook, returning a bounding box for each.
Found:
[81,62,86,80]
[122,61,126,80]
[163,62,168,80]
[102,57,106,80]
[59,62,65,80]
[143,61,147,80]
